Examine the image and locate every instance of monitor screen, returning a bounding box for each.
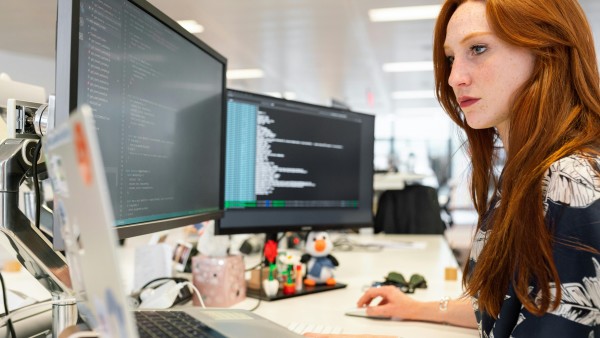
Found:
[54,0,226,244]
[217,89,374,235]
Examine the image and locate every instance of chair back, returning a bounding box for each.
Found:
[374,185,446,234]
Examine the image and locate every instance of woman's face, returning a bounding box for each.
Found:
[443,1,535,137]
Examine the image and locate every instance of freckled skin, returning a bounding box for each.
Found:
[444,1,536,145]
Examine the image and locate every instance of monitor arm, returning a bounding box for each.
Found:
[0,100,71,295]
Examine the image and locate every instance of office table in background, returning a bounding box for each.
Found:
[373,173,429,192]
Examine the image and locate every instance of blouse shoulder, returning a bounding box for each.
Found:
[542,153,600,210]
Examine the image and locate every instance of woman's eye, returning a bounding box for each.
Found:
[446,56,455,66]
[470,44,487,55]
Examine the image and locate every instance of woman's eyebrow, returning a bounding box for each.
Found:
[444,31,493,51]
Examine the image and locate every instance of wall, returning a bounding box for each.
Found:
[0,50,55,95]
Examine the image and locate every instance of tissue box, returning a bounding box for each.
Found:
[191,255,246,307]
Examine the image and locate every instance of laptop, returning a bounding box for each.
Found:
[44,105,301,338]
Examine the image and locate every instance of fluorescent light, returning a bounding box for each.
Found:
[392,90,435,100]
[227,69,264,80]
[177,20,204,34]
[394,107,444,116]
[369,5,441,22]
[383,61,433,73]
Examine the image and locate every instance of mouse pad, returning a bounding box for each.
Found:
[344,308,392,320]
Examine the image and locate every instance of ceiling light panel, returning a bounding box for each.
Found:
[369,5,441,22]
[383,61,433,73]
[392,90,435,100]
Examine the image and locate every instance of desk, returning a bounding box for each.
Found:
[234,234,477,338]
[2,233,477,338]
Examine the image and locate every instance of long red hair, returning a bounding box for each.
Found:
[433,0,600,317]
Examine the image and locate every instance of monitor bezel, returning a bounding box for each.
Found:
[55,0,227,242]
[216,89,375,235]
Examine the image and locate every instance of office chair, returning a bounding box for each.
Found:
[374,184,447,234]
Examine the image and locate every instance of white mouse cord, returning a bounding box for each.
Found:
[179,282,205,309]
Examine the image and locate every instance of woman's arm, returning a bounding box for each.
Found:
[356,285,477,329]
[403,297,477,328]
[304,294,477,338]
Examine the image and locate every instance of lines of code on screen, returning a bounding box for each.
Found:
[225,98,361,209]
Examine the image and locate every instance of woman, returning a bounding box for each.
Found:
[308,0,600,337]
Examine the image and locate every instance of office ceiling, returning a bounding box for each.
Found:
[1,0,599,116]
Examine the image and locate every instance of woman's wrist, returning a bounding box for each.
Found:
[408,299,450,323]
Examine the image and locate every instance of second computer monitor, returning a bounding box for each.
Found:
[217,89,374,235]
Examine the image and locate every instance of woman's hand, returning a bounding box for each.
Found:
[356,285,422,320]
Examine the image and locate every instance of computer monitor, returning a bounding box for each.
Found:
[217,89,375,236]
[54,0,226,247]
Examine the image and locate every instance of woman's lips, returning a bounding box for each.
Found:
[458,96,480,108]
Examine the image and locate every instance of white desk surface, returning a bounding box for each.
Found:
[233,234,478,338]
[2,233,478,338]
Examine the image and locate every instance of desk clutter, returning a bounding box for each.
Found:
[131,229,348,307]
[245,231,347,301]
[130,228,459,310]
[371,271,428,294]
[132,222,247,308]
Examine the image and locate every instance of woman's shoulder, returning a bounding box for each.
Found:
[550,152,599,167]
[542,152,600,209]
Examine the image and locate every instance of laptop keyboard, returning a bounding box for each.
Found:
[287,321,343,335]
[135,311,227,338]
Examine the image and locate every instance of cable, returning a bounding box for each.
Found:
[245,261,263,272]
[32,140,42,230]
[247,264,262,312]
[139,277,188,291]
[132,277,190,308]
[180,282,205,309]
[0,273,17,338]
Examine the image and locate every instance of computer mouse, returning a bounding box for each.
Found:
[344,307,392,320]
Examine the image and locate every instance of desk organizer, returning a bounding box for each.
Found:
[191,255,246,307]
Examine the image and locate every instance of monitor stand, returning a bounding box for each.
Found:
[245,232,347,301]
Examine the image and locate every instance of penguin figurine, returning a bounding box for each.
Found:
[301,231,339,286]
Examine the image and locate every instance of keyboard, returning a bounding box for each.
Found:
[287,321,344,335]
[135,311,226,338]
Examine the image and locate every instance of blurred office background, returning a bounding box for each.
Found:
[1,0,599,259]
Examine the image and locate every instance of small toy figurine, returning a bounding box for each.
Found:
[262,240,279,297]
[301,231,339,286]
[279,253,301,295]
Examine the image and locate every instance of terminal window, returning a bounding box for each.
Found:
[225,98,362,209]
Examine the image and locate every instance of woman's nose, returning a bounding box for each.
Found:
[448,59,470,89]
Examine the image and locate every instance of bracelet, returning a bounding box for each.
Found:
[439,296,450,312]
